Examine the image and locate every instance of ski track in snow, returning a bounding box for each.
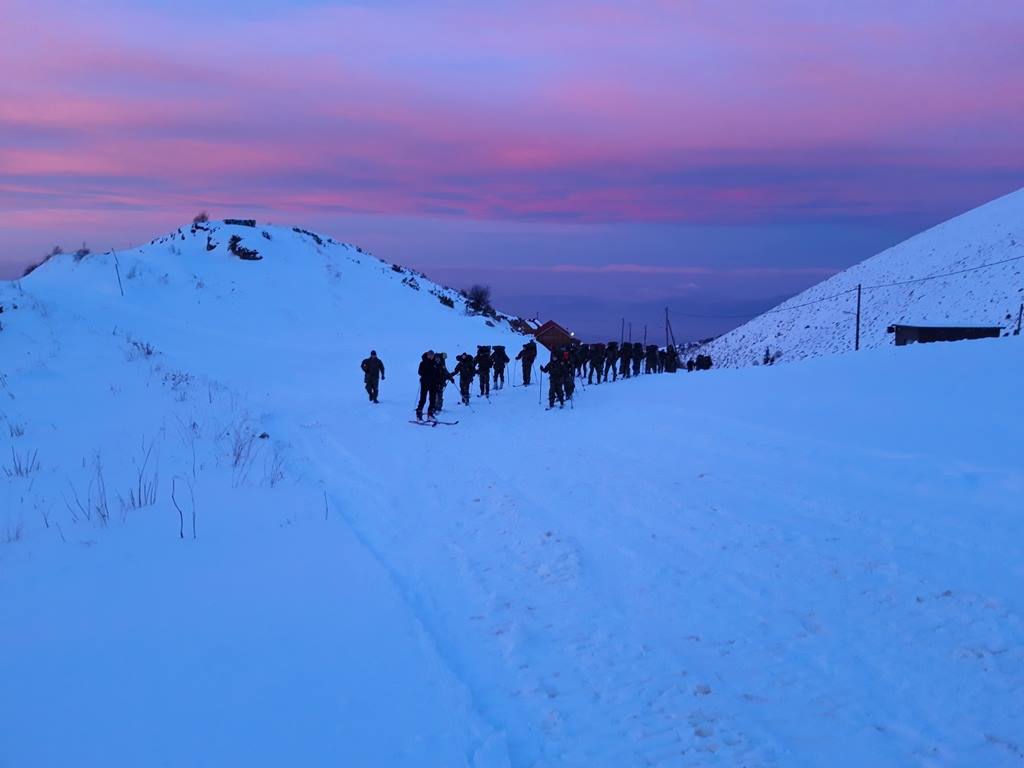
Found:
[294,343,1024,768]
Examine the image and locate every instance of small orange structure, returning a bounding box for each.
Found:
[534,320,574,351]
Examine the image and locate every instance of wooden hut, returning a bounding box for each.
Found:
[886,324,1001,346]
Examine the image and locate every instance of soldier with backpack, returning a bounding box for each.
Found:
[588,343,605,383]
[453,352,476,405]
[474,345,493,397]
[434,351,453,411]
[619,342,632,379]
[604,341,618,382]
[631,342,643,376]
[540,350,567,409]
[515,341,537,385]
[492,345,510,390]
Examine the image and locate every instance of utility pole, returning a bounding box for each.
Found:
[620,318,624,345]
[855,284,862,351]
[643,325,647,345]
[665,308,677,348]
[628,322,632,342]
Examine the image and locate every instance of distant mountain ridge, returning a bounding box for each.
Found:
[701,187,1024,367]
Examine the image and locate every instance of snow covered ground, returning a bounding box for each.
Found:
[2,222,1022,767]
[703,186,1024,368]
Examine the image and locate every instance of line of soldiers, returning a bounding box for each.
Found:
[570,341,680,383]
[363,338,698,419]
[414,343,517,420]
[539,342,681,408]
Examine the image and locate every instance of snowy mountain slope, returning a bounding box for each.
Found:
[2,222,1023,767]
[702,187,1024,367]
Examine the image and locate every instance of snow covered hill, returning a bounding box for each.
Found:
[702,187,1024,368]
[2,220,1023,767]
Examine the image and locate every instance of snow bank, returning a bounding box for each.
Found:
[704,187,1024,367]
[2,220,1022,766]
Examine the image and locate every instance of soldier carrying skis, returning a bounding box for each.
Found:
[360,350,385,403]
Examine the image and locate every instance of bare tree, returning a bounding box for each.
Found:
[466,284,492,313]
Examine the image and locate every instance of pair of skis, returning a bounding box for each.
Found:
[410,417,459,427]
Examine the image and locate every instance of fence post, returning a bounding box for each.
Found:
[1016,302,1023,336]
[855,284,862,351]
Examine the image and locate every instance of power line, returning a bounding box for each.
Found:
[677,250,1024,321]
[861,252,1024,291]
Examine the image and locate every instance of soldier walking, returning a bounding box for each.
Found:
[515,341,537,385]
[604,341,618,382]
[540,351,567,409]
[360,350,385,403]
[588,343,605,383]
[474,345,493,397]
[454,352,476,405]
[492,345,510,389]
[619,342,632,379]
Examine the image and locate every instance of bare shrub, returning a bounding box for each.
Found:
[73,242,91,262]
[3,521,23,544]
[193,211,209,224]
[226,420,262,486]
[64,453,111,526]
[466,284,492,313]
[264,446,285,487]
[119,438,159,515]
[126,337,156,360]
[3,447,39,478]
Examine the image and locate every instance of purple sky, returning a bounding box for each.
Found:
[2,0,1022,340]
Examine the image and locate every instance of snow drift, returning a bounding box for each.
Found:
[702,187,1024,368]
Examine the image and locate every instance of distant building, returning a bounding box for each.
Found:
[533,320,575,351]
[886,324,1001,346]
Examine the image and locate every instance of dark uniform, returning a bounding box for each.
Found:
[434,352,452,411]
[515,341,538,385]
[664,345,678,373]
[454,353,476,405]
[645,345,658,374]
[588,343,605,383]
[631,343,643,376]
[561,348,576,401]
[474,345,493,397]
[619,343,632,379]
[416,351,440,419]
[492,345,510,389]
[604,342,618,381]
[575,344,589,380]
[360,351,385,403]
[540,353,567,408]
